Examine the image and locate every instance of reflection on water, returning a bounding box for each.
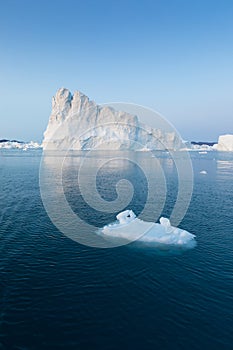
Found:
[1,149,233,349]
[217,160,233,173]
[40,151,169,247]
[40,149,196,248]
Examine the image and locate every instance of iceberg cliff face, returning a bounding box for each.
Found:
[42,88,182,151]
[215,134,233,151]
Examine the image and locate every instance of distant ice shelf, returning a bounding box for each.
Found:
[182,136,233,152]
[0,140,41,150]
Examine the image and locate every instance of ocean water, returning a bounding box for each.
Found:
[0,149,233,349]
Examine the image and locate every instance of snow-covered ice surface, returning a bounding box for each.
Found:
[0,141,41,150]
[181,142,216,152]
[99,210,196,248]
[181,139,233,153]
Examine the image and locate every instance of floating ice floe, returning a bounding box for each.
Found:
[200,170,207,175]
[99,210,196,247]
[0,140,41,150]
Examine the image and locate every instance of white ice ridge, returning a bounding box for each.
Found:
[42,88,182,151]
[100,210,196,246]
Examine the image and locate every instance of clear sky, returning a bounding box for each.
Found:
[0,0,232,142]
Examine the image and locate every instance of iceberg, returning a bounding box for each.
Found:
[99,210,196,247]
[181,141,215,151]
[0,140,41,150]
[215,134,233,152]
[42,88,183,151]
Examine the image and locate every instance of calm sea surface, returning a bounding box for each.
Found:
[0,149,233,349]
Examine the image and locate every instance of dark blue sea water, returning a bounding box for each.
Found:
[0,149,233,349]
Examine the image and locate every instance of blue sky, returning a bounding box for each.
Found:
[0,0,232,142]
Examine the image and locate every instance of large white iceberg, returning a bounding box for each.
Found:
[214,134,233,152]
[100,210,196,247]
[42,88,182,151]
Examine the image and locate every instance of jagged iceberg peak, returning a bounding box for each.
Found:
[43,88,182,151]
[50,88,95,123]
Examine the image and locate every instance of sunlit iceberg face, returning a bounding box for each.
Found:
[116,210,136,224]
[100,210,196,248]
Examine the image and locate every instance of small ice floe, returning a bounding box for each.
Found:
[200,170,207,175]
[99,210,196,247]
[198,151,207,154]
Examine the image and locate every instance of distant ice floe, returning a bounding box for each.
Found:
[182,135,233,152]
[181,141,216,152]
[99,210,196,248]
[0,140,41,150]
[200,170,207,175]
